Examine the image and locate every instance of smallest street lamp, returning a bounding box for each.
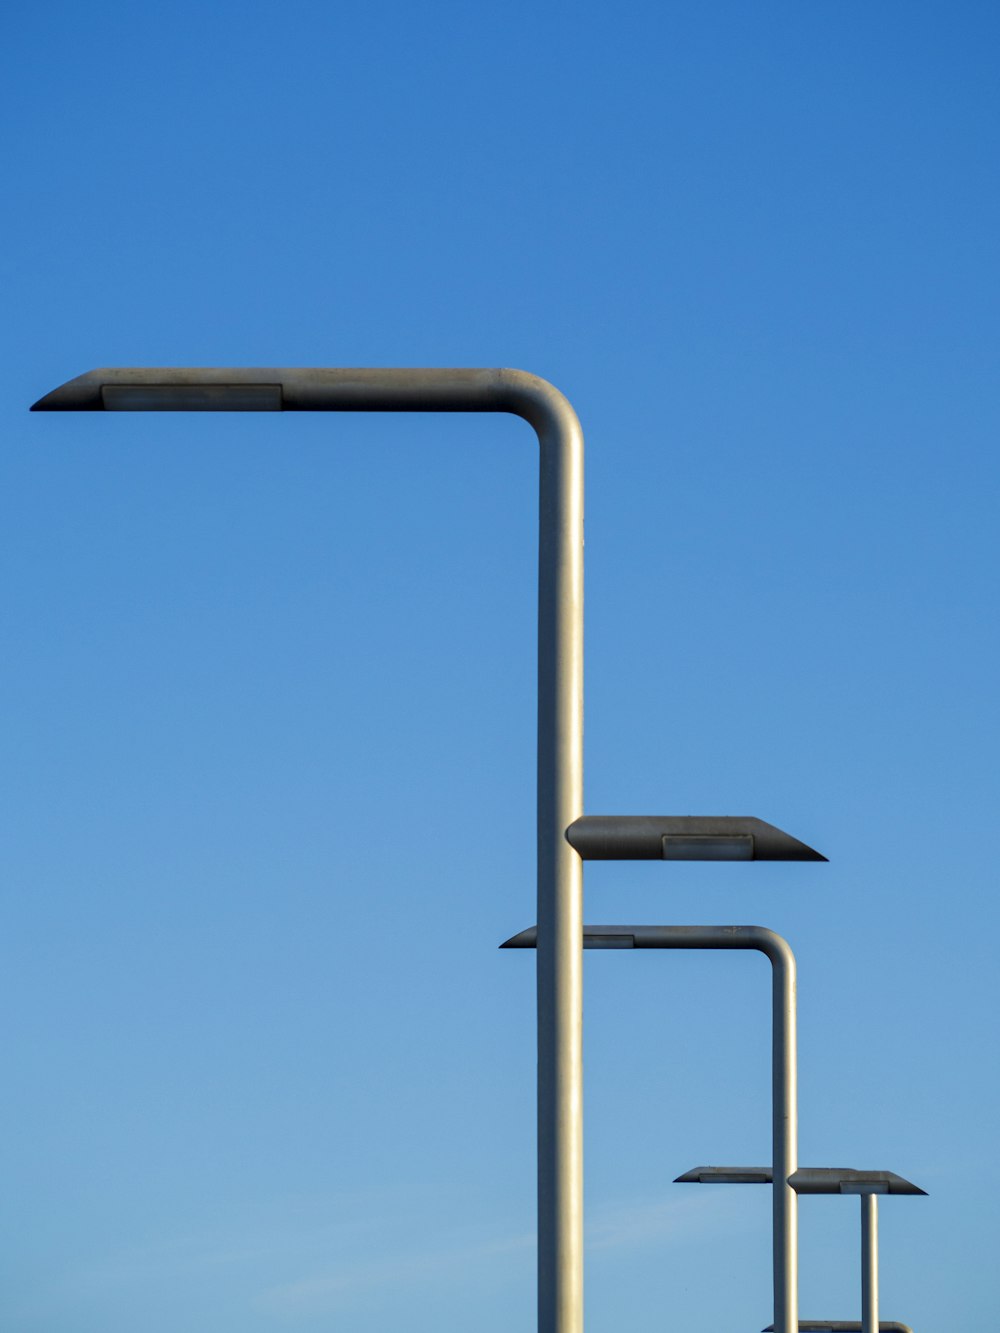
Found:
[789,1169,925,1333]
[764,1322,914,1333]
[678,1167,925,1333]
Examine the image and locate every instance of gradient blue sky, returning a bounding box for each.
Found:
[2,3,998,1330]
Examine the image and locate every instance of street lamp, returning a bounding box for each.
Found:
[34,366,827,1333]
[566,816,824,861]
[34,364,587,1333]
[789,1169,925,1333]
[504,924,800,1333]
[762,1317,922,1327]
[678,1166,925,1333]
[763,1322,914,1333]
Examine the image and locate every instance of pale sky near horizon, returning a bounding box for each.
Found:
[2,3,998,1330]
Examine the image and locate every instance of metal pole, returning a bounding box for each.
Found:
[766,930,798,1333]
[528,379,585,1333]
[503,923,797,1333]
[636,927,796,1333]
[861,1195,879,1333]
[33,366,586,1333]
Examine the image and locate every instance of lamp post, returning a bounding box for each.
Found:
[34,366,826,1332]
[763,1322,914,1333]
[34,365,587,1333]
[680,1166,925,1333]
[505,924,799,1333]
[788,1169,925,1333]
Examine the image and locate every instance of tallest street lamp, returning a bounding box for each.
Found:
[33,366,825,1333]
[34,365,587,1333]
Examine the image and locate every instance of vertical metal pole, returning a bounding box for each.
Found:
[532,382,585,1333]
[616,926,800,1333]
[861,1193,879,1333]
[770,936,798,1333]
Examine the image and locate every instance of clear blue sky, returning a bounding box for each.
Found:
[2,3,998,1330]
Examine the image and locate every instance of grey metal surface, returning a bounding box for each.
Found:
[679,1163,925,1333]
[788,1169,926,1196]
[674,1165,774,1184]
[33,366,578,419]
[763,1324,913,1333]
[102,383,283,411]
[783,1169,923,1333]
[861,1194,878,1333]
[565,816,825,861]
[504,924,798,1333]
[35,366,584,1333]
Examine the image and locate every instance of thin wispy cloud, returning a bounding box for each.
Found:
[1,1190,422,1323]
[4,1185,755,1325]
[256,1227,535,1316]
[255,1188,748,1317]
[585,1188,732,1253]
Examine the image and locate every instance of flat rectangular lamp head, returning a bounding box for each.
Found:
[30,366,513,414]
[674,1165,773,1185]
[788,1168,926,1196]
[500,927,638,949]
[763,1324,914,1333]
[32,368,288,411]
[566,816,826,862]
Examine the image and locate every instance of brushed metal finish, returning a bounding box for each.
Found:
[565,815,825,861]
[675,1165,774,1184]
[789,1169,926,1197]
[861,1194,879,1333]
[35,366,585,1333]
